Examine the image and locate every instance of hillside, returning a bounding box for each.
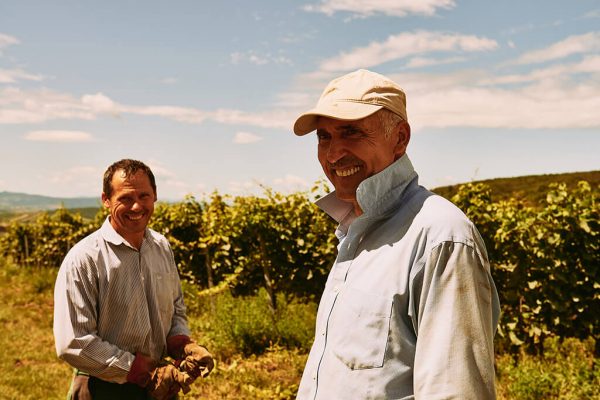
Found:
[0,191,100,212]
[1,170,598,216]
[431,170,600,206]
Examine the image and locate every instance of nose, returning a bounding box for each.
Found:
[326,137,346,164]
[131,200,143,211]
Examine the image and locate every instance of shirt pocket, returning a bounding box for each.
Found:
[153,271,177,318]
[331,287,393,370]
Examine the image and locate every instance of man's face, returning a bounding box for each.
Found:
[316,113,407,205]
[102,169,156,244]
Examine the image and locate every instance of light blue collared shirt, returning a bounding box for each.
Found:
[297,155,500,400]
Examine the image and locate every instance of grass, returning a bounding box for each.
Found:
[1,259,599,399]
[0,262,72,399]
[0,261,306,400]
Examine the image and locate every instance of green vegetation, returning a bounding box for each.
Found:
[496,337,600,399]
[451,181,599,352]
[0,171,599,398]
[0,260,308,400]
[1,259,598,399]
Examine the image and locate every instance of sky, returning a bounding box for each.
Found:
[1,0,599,201]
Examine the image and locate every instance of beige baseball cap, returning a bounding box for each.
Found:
[293,69,407,136]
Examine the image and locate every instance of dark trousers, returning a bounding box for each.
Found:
[67,370,153,400]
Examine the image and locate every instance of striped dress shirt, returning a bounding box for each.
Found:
[53,218,190,384]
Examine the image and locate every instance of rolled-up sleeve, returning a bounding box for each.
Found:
[412,240,500,399]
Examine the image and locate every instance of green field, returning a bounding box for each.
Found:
[1,259,598,400]
[1,170,598,399]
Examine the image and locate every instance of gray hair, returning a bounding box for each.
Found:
[377,109,404,139]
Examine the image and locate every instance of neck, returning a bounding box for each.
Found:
[352,200,363,216]
[128,235,144,250]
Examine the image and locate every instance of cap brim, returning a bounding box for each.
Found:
[293,102,383,136]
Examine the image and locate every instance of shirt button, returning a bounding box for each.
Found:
[333,285,339,293]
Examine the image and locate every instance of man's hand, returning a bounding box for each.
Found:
[127,353,192,400]
[147,363,193,400]
[70,374,91,400]
[167,335,215,380]
[180,341,215,379]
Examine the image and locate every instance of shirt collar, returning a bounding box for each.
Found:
[316,154,418,231]
[100,217,150,249]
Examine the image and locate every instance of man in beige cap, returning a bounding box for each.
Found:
[294,69,500,399]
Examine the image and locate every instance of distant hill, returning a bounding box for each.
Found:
[1,170,598,215]
[0,191,100,212]
[431,170,600,206]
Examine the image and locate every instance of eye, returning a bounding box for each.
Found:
[342,128,364,138]
[316,131,331,143]
[118,196,133,204]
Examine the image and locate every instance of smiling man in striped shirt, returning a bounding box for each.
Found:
[54,159,214,400]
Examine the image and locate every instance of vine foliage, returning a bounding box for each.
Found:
[1,181,597,354]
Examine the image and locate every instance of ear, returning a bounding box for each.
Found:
[393,121,411,159]
[101,192,110,209]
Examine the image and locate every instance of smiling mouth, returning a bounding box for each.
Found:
[335,166,361,177]
[126,213,145,221]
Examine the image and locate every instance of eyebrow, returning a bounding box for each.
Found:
[317,123,370,136]
[337,125,362,134]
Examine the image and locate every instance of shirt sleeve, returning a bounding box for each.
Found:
[166,244,191,339]
[53,251,134,384]
[411,239,500,400]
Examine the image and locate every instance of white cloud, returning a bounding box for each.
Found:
[304,0,455,18]
[49,166,99,183]
[230,50,292,66]
[428,88,597,129]
[160,77,178,84]
[0,33,19,52]
[233,131,263,144]
[228,180,262,194]
[0,87,95,124]
[81,92,119,114]
[226,175,310,195]
[24,130,95,142]
[513,31,600,65]
[128,105,208,124]
[272,174,310,192]
[144,160,200,200]
[351,52,598,130]
[0,87,295,129]
[582,9,600,19]
[274,91,315,109]
[0,68,43,83]
[405,55,466,69]
[45,165,102,196]
[146,160,178,180]
[211,108,293,129]
[482,55,600,86]
[318,31,497,72]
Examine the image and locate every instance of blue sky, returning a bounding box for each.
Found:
[1,1,599,200]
